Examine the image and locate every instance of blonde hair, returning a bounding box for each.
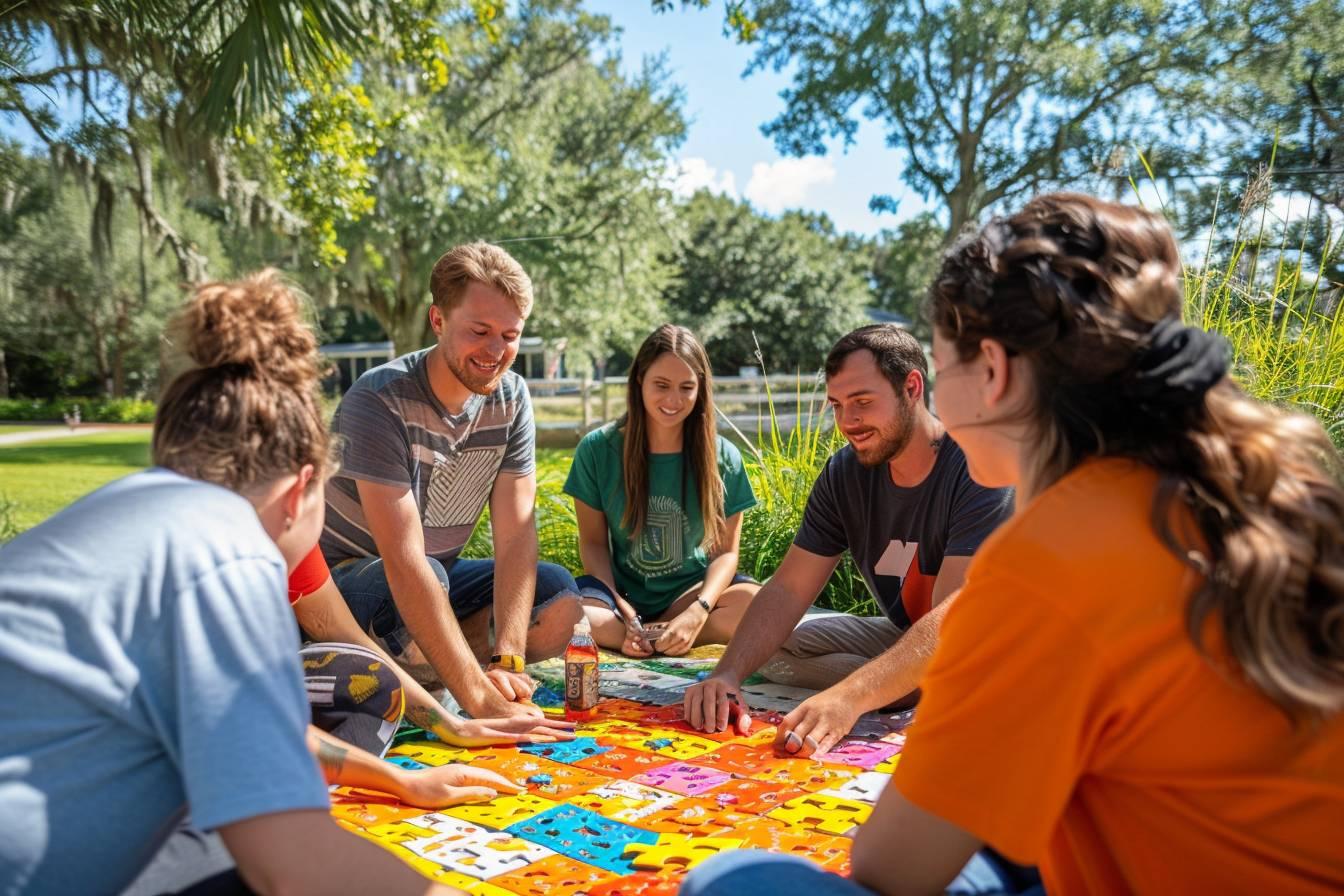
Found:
[429,241,533,316]
[929,192,1344,721]
[153,269,333,495]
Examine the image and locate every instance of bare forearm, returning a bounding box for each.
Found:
[832,599,950,712]
[492,525,538,655]
[577,538,620,599]
[307,725,414,801]
[715,579,811,683]
[698,550,739,606]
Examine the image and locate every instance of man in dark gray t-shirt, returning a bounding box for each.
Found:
[684,324,1013,754]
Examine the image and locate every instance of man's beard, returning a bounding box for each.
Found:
[852,409,915,468]
[444,348,508,395]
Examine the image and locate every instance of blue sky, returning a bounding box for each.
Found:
[585,1,936,236]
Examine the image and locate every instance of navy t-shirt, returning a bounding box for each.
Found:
[794,438,1014,627]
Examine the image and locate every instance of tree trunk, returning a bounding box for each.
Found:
[388,307,431,358]
[0,347,9,399]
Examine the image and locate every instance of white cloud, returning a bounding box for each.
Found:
[744,156,837,214]
[665,157,738,199]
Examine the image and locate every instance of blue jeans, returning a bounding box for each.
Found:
[332,556,579,658]
[680,850,1041,896]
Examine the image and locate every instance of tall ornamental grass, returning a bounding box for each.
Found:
[1182,200,1344,451]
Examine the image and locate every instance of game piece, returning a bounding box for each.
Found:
[506,804,660,873]
[567,779,682,824]
[587,871,683,896]
[693,743,780,777]
[629,796,769,836]
[813,739,902,769]
[446,793,558,830]
[622,836,743,873]
[767,792,873,835]
[631,762,732,797]
[387,754,428,770]
[404,830,554,879]
[519,737,612,765]
[738,823,853,872]
[698,777,806,816]
[489,853,617,896]
[572,745,668,779]
[821,771,891,804]
[390,740,476,766]
[626,728,718,760]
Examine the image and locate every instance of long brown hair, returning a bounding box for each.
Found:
[618,324,725,551]
[928,192,1344,720]
[153,269,333,495]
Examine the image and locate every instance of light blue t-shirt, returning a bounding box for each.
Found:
[0,469,329,896]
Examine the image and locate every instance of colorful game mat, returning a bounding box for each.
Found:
[331,651,913,894]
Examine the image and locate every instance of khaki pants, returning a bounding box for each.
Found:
[759,614,905,691]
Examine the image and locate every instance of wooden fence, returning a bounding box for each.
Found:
[527,373,832,437]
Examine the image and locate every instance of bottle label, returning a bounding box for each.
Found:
[565,659,598,711]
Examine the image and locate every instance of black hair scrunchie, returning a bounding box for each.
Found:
[1129,316,1229,408]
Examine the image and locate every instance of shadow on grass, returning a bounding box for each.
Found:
[0,433,152,467]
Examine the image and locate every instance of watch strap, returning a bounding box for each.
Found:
[489,654,525,673]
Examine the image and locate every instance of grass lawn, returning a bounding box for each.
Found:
[0,431,153,533]
[0,431,577,538]
[0,424,52,434]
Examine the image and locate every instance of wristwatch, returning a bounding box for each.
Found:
[696,597,712,614]
[489,654,525,673]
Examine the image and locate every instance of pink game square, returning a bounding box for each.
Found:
[632,762,732,796]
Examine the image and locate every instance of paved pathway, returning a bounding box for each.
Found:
[0,426,119,446]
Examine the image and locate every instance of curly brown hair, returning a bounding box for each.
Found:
[928,192,1344,720]
[153,269,334,496]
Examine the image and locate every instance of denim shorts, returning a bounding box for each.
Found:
[331,555,579,658]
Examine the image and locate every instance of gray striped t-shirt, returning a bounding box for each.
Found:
[320,348,535,566]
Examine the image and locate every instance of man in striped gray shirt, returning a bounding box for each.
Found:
[320,242,584,721]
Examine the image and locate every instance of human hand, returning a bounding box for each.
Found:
[654,604,708,656]
[621,615,654,657]
[682,675,751,734]
[397,762,524,809]
[447,714,577,747]
[467,683,544,722]
[485,667,538,703]
[773,689,860,758]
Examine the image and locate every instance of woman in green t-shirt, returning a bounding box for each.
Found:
[564,324,760,656]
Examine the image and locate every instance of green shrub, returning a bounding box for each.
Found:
[0,397,157,424]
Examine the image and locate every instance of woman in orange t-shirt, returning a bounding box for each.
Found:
[684,193,1344,896]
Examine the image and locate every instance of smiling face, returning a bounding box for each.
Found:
[826,349,917,468]
[431,280,526,396]
[640,352,700,440]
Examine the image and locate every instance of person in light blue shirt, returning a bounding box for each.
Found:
[0,271,466,896]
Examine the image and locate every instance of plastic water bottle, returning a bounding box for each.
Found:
[564,618,599,720]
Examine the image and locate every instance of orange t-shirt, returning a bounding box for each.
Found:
[895,457,1344,894]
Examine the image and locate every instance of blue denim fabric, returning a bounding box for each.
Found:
[680,849,1036,896]
[332,555,578,656]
